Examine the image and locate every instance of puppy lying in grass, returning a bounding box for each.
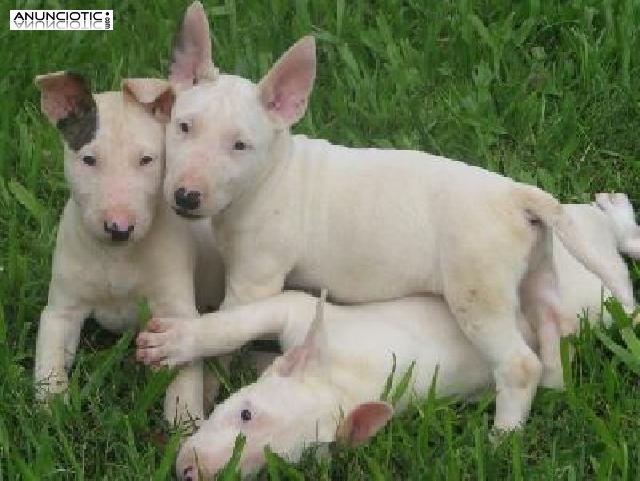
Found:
[157,1,635,430]
[34,72,224,425]
[136,195,639,479]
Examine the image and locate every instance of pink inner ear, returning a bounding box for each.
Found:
[154,89,176,120]
[123,79,175,121]
[42,79,85,122]
[260,36,316,126]
[342,402,393,444]
[266,76,311,123]
[170,1,213,90]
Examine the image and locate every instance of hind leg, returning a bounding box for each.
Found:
[520,233,565,389]
[595,193,638,241]
[596,193,640,259]
[523,282,564,390]
[601,255,636,317]
[444,258,542,430]
[536,313,563,389]
[453,304,541,430]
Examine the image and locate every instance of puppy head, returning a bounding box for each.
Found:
[163,1,316,219]
[175,293,392,479]
[36,72,173,243]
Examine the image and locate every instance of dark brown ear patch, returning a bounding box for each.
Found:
[56,73,97,151]
[36,71,98,151]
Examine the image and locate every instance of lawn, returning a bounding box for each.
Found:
[1,0,640,479]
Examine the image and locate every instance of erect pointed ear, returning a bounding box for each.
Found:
[122,78,175,122]
[258,35,316,129]
[35,71,97,151]
[335,401,393,445]
[170,0,218,90]
[272,290,329,377]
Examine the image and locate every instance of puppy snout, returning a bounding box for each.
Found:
[103,208,135,242]
[181,466,197,481]
[174,187,201,210]
[177,447,199,480]
[103,221,134,241]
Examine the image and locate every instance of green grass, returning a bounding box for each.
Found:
[1,0,640,479]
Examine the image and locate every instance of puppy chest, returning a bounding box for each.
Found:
[105,262,142,298]
[78,259,143,301]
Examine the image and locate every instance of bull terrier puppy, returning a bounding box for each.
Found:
[161,2,634,429]
[164,286,602,479]
[138,193,639,382]
[141,195,638,478]
[34,71,224,425]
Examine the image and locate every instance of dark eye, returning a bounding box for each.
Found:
[234,140,247,151]
[179,122,190,133]
[240,409,252,422]
[140,155,153,166]
[82,155,96,166]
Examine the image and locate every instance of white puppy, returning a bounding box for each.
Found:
[161,194,640,481]
[34,72,224,425]
[160,2,634,430]
[139,193,639,381]
[139,195,638,478]
[169,259,636,480]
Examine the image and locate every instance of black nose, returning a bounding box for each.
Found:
[174,187,201,210]
[103,222,134,241]
[183,466,194,481]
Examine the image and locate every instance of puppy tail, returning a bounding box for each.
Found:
[514,184,635,308]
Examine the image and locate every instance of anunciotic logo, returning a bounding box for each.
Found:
[10,10,113,30]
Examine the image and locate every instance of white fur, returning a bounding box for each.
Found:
[137,195,639,479]
[175,292,482,478]
[34,74,224,425]
[138,197,639,366]
[163,6,634,431]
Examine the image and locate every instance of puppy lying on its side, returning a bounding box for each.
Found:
[34,72,224,425]
[135,196,639,479]
[173,276,637,480]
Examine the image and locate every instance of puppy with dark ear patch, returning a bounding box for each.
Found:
[34,71,225,427]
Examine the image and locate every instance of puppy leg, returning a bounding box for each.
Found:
[596,193,640,259]
[442,219,542,430]
[136,293,300,367]
[445,273,542,430]
[202,361,227,414]
[221,257,290,309]
[520,233,565,389]
[34,306,86,399]
[163,360,204,428]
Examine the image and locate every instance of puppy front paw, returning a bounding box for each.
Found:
[136,318,196,368]
[35,370,69,402]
